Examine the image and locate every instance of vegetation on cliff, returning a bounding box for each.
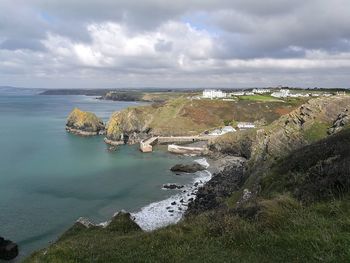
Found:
[66,108,105,135]
[211,95,350,164]
[101,90,193,102]
[106,97,305,143]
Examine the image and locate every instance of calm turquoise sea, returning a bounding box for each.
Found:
[0,91,194,259]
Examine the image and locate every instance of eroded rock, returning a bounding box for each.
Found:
[66,108,105,136]
[170,163,206,173]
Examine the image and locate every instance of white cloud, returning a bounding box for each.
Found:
[42,21,215,70]
[1,0,350,88]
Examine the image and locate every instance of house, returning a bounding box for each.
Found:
[202,89,226,99]
[230,91,245,96]
[209,129,222,136]
[271,89,290,98]
[237,122,255,129]
[252,88,271,94]
[209,126,236,136]
[222,126,236,134]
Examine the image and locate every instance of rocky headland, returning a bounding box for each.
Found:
[66,108,105,136]
[27,94,350,262]
[103,96,303,146]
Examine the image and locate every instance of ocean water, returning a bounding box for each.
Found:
[0,91,197,259]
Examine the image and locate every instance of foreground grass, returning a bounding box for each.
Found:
[26,195,350,263]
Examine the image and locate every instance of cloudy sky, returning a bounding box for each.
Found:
[1,0,350,89]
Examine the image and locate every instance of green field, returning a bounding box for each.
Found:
[237,94,282,102]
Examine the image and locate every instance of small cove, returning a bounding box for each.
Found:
[0,92,197,259]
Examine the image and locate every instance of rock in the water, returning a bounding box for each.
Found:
[66,108,105,136]
[170,162,206,173]
[162,183,184,190]
[0,237,18,261]
[171,201,177,205]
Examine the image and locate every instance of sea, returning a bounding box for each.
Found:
[0,88,211,260]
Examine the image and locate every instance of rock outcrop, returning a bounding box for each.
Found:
[186,159,246,215]
[162,183,184,190]
[105,107,151,144]
[211,96,350,166]
[66,108,105,136]
[0,237,18,261]
[328,109,349,134]
[170,162,206,173]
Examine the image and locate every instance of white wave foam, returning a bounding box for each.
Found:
[132,161,212,231]
[194,158,210,168]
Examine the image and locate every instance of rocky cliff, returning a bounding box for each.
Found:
[66,108,105,136]
[211,95,350,166]
[105,106,152,144]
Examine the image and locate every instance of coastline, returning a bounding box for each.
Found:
[90,154,244,232]
[131,158,212,231]
[89,158,213,232]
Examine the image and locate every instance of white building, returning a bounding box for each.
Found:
[252,88,271,94]
[209,129,222,136]
[203,89,226,99]
[271,89,290,98]
[230,91,245,96]
[209,126,236,136]
[237,122,255,129]
[222,126,236,134]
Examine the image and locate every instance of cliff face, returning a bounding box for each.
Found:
[106,107,151,144]
[212,96,350,166]
[66,108,105,136]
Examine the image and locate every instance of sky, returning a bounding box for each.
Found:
[0,0,350,89]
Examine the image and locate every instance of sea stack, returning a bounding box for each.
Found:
[66,108,105,136]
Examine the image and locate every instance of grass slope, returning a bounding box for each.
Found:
[107,97,306,137]
[26,195,350,263]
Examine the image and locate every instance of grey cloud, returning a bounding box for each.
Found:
[0,38,46,51]
[0,0,350,88]
[154,40,173,52]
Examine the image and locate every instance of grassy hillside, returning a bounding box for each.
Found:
[27,197,350,263]
[261,127,350,202]
[106,97,305,140]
